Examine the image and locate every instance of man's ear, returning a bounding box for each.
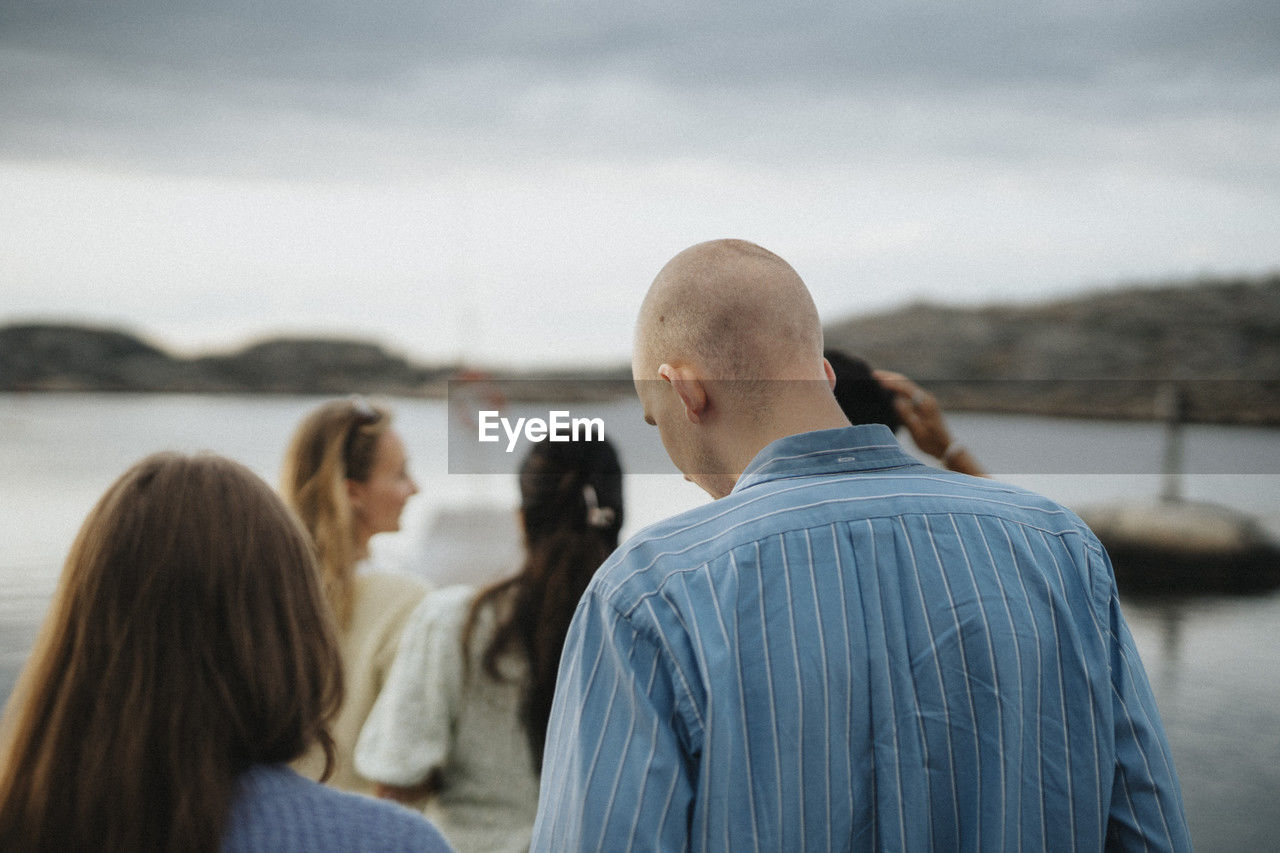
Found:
[823,357,837,390]
[658,363,709,424]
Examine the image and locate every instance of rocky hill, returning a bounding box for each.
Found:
[2,272,1278,423]
[824,274,1280,424]
[0,325,449,394]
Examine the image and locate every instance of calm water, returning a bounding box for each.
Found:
[1,394,1278,851]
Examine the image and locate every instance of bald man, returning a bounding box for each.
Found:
[532,240,1189,852]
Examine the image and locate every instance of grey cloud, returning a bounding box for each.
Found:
[8,1,1278,87]
[1,0,1277,183]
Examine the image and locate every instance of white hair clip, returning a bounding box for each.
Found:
[582,484,616,529]
[349,394,378,418]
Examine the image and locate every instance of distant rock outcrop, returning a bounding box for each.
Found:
[192,338,440,394]
[0,324,186,391]
[0,325,448,395]
[2,272,1278,422]
[824,274,1280,424]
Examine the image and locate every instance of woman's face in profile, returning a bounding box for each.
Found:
[348,428,418,537]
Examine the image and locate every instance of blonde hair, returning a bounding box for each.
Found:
[0,453,343,853]
[280,398,391,629]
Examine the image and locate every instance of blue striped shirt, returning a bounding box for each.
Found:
[532,425,1190,852]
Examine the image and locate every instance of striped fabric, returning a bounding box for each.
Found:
[532,425,1190,852]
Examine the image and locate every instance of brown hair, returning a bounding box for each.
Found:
[280,398,391,629]
[0,453,343,853]
[462,437,623,772]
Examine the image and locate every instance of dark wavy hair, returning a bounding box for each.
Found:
[462,437,624,771]
[825,348,901,432]
[0,453,343,853]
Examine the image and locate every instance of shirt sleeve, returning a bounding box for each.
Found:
[1100,551,1192,852]
[532,588,699,853]
[370,575,429,694]
[354,589,465,788]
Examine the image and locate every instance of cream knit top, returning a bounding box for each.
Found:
[293,570,427,795]
[356,585,540,853]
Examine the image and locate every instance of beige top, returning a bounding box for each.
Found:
[293,570,427,795]
[355,585,540,853]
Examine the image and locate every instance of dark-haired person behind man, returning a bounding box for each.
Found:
[825,348,987,477]
[532,239,1189,851]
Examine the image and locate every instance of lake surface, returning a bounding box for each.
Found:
[2,394,1277,851]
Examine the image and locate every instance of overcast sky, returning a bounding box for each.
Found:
[3,1,1277,367]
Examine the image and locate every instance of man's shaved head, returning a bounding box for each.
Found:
[632,239,846,497]
[635,239,825,380]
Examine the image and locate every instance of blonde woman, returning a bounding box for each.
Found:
[0,453,448,852]
[282,398,428,794]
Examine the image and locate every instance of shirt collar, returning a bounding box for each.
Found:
[730,424,922,495]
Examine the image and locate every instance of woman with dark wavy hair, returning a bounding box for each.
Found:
[825,348,987,477]
[0,453,448,853]
[356,437,624,853]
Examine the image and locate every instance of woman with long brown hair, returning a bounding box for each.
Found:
[281,398,428,794]
[0,453,448,852]
[355,436,624,853]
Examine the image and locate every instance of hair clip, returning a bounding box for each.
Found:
[582,484,616,529]
[349,394,378,419]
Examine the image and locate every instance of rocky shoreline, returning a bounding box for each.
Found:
[3,273,1277,425]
